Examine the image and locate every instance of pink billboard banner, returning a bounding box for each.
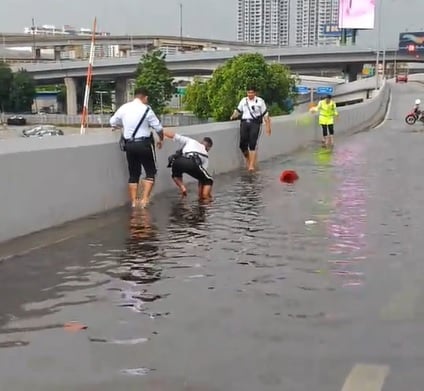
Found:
[338,0,375,29]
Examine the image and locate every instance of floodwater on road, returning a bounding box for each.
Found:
[1,82,424,390]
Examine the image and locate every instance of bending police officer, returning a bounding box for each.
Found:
[165,130,213,200]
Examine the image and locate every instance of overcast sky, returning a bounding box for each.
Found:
[0,0,422,48]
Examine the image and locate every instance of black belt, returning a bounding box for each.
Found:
[126,136,152,143]
[241,118,259,123]
[183,152,203,165]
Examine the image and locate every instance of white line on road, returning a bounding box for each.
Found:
[341,364,390,391]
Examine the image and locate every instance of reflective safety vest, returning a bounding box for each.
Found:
[317,99,338,125]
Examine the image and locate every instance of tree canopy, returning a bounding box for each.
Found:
[9,69,36,112]
[0,62,13,112]
[135,50,175,115]
[184,53,296,121]
[0,62,36,112]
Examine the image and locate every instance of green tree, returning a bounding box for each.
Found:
[184,53,296,121]
[183,77,211,119]
[0,61,13,112]
[9,69,36,112]
[135,49,174,115]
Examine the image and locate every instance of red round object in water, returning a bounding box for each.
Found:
[280,170,299,183]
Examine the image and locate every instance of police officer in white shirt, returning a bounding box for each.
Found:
[110,87,164,208]
[164,130,213,200]
[230,86,271,172]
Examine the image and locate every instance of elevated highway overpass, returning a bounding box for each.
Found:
[1,33,275,60]
[0,33,275,49]
[0,33,275,62]
[12,46,421,83]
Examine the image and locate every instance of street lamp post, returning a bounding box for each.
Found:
[179,3,183,52]
[375,0,383,89]
[95,91,107,128]
[31,17,37,61]
[393,49,398,79]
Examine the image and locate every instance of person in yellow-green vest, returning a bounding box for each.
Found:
[316,94,338,147]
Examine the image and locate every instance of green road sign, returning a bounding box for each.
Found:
[176,87,187,96]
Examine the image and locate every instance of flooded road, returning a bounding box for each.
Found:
[1,82,424,390]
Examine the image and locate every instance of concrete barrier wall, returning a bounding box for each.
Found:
[0,81,390,244]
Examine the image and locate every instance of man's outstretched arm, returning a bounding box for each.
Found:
[164,130,176,139]
[164,130,190,147]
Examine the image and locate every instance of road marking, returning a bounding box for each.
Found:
[341,364,389,391]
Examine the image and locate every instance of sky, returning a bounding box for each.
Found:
[0,0,422,49]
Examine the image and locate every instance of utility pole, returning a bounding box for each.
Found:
[179,3,183,52]
[31,18,37,61]
[375,0,383,89]
[2,34,5,62]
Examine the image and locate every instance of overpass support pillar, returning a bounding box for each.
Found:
[344,64,363,82]
[33,48,41,60]
[119,49,129,57]
[115,78,131,108]
[64,77,78,115]
[54,47,61,61]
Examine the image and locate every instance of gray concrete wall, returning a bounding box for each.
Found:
[0,81,390,244]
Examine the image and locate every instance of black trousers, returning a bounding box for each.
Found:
[239,120,261,153]
[321,124,334,137]
[171,156,213,186]
[125,139,157,183]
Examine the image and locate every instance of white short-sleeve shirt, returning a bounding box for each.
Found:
[110,99,163,139]
[236,96,268,120]
[174,134,209,169]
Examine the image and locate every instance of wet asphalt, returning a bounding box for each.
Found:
[0,82,424,390]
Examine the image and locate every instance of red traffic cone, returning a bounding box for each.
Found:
[280,170,299,183]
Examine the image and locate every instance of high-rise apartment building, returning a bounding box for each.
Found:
[237,0,290,46]
[237,0,340,47]
[295,0,339,46]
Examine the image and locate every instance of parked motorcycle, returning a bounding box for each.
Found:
[405,112,424,125]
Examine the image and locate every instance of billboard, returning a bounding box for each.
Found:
[398,32,424,53]
[322,24,353,37]
[338,0,375,29]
